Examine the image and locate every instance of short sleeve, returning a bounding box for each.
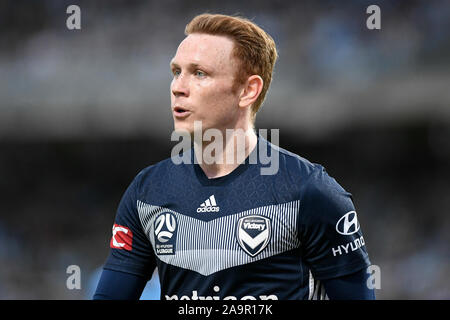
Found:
[299,166,371,281]
[103,171,156,279]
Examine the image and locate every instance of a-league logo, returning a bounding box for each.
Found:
[236,215,271,257]
[154,212,178,255]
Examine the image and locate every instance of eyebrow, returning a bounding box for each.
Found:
[170,61,211,72]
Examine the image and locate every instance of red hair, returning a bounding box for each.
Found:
[185,13,278,121]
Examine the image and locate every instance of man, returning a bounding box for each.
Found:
[94,13,374,300]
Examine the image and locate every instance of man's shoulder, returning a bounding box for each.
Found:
[135,155,183,182]
[270,142,322,181]
[271,142,348,196]
[128,155,192,204]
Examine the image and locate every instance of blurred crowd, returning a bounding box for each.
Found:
[0,0,449,299]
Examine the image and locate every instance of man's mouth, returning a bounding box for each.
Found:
[173,106,191,118]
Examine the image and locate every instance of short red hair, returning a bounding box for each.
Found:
[185,13,278,122]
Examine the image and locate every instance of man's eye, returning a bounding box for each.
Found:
[172,69,181,76]
[195,70,206,77]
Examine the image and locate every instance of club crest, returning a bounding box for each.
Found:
[236,215,271,257]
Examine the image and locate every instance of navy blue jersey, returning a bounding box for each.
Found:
[103,136,371,300]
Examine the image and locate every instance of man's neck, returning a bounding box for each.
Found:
[194,127,258,179]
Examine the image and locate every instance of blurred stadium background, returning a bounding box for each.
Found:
[0,0,449,299]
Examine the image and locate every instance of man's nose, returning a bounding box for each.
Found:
[171,73,189,97]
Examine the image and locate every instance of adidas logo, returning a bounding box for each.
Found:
[197,195,220,213]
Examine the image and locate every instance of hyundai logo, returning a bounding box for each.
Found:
[336,211,360,235]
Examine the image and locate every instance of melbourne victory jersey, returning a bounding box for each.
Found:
[104,136,371,300]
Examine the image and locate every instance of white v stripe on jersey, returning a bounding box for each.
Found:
[137,200,301,276]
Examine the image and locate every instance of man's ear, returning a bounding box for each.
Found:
[238,75,264,109]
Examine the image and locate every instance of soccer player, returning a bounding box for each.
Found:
[94,13,375,300]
